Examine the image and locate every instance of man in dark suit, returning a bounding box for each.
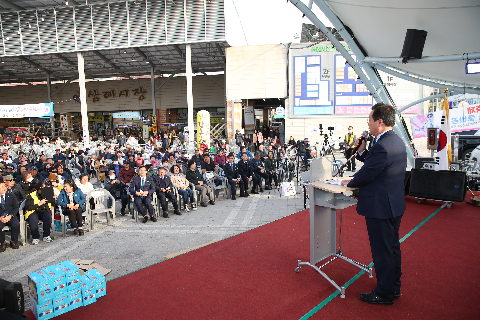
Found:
[152,167,181,218]
[342,104,407,306]
[129,166,156,223]
[223,153,244,200]
[238,152,258,197]
[0,180,20,252]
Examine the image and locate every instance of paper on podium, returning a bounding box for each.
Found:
[324,179,343,185]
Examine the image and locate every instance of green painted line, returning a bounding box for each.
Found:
[300,204,445,320]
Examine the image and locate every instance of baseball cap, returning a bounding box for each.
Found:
[48,173,58,181]
[108,170,115,175]
[6,164,14,169]
[3,174,14,181]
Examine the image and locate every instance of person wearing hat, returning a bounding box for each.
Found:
[108,158,123,177]
[4,174,25,204]
[47,173,61,199]
[104,169,129,215]
[235,129,244,147]
[52,149,66,163]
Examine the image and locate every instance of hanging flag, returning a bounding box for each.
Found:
[436,90,451,170]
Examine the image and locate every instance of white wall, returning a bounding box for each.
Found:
[226,44,288,100]
[0,75,225,113]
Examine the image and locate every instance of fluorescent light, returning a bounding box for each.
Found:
[466,61,480,74]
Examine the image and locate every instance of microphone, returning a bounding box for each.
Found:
[349,130,369,154]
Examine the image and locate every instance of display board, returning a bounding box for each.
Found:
[334,54,373,114]
[293,55,333,115]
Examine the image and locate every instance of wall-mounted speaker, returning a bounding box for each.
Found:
[401,29,428,60]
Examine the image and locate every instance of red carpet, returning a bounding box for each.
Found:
[26,196,480,319]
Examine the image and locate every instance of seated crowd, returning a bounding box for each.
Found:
[0,135,286,252]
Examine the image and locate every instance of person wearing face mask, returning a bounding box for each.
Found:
[19,171,38,195]
[104,170,129,216]
[344,126,357,172]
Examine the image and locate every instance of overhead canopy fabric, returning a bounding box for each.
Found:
[324,0,480,88]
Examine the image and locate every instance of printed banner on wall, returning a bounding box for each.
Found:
[410,104,480,138]
[0,102,53,118]
[244,106,255,130]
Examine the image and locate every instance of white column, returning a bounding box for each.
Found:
[77,52,90,149]
[151,66,156,114]
[46,73,55,136]
[186,44,194,148]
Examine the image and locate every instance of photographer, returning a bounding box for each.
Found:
[297,138,310,167]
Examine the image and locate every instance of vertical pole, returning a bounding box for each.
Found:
[186,44,194,148]
[47,73,55,137]
[151,66,156,115]
[77,52,90,150]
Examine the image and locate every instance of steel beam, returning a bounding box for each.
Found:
[215,43,226,63]
[0,0,23,10]
[155,70,178,92]
[396,93,446,114]
[363,52,480,64]
[52,75,78,97]
[374,64,480,95]
[201,71,224,89]
[18,56,50,73]
[173,44,185,59]
[134,47,155,68]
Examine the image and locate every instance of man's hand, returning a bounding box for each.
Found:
[340,180,350,186]
[136,191,142,196]
[198,181,203,186]
[248,177,252,182]
[354,137,366,154]
[142,191,148,197]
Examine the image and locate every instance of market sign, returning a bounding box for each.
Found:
[0,102,53,118]
[112,111,141,119]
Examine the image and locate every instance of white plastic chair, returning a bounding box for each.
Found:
[86,189,115,229]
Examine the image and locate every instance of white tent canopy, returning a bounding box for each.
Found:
[323,0,480,90]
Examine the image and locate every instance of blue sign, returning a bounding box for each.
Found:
[293,55,333,116]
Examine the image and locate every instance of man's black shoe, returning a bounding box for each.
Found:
[142,216,148,223]
[352,169,356,172]
[209,200,215,205]
[163,212,169,218]
[251,189,259,194]
[174,210,182,215]
[232,195,236,200]
[265,186,273,190]
[245,192,249,197]
[201,202,208,207]
[359,291,394,306]
[120,208,126,216]
[0,241,7,253]
[394,292,400,299]
[259,188,264,193]
[151,216,157,222]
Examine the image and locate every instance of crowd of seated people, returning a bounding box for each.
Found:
[0,130,289,251]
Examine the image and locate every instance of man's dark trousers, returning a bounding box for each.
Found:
[157,192,178,212]
[134,196,154,217]
[365,215,402,301]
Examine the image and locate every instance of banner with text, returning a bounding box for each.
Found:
[0,103,53,118]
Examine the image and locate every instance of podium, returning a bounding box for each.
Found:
[295,179,373,298]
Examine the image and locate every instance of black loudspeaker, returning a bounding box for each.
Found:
[409,169,467,202]
[4,282,24,316]
[0,278,24,316]
[401,29,428,59]
[414,157,435,170]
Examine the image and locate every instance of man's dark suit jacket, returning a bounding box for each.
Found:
[238,160,253,180]
[129,175,155,198]
[152,175,173,193]
[347,130,407,219]
[0,192,20,217]
[223,162,241,180]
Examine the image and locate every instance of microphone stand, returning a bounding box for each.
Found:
[333,135,367,178]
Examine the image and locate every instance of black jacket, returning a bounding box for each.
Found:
[238,160,253,179]
[152,175,174,193]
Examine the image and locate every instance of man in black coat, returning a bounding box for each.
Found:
[237,152,258,197]
[251,152,270,193]
[342,104,407,306]
[0,180,20,252]
[223,153,244,200]
[152,167,181,218]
